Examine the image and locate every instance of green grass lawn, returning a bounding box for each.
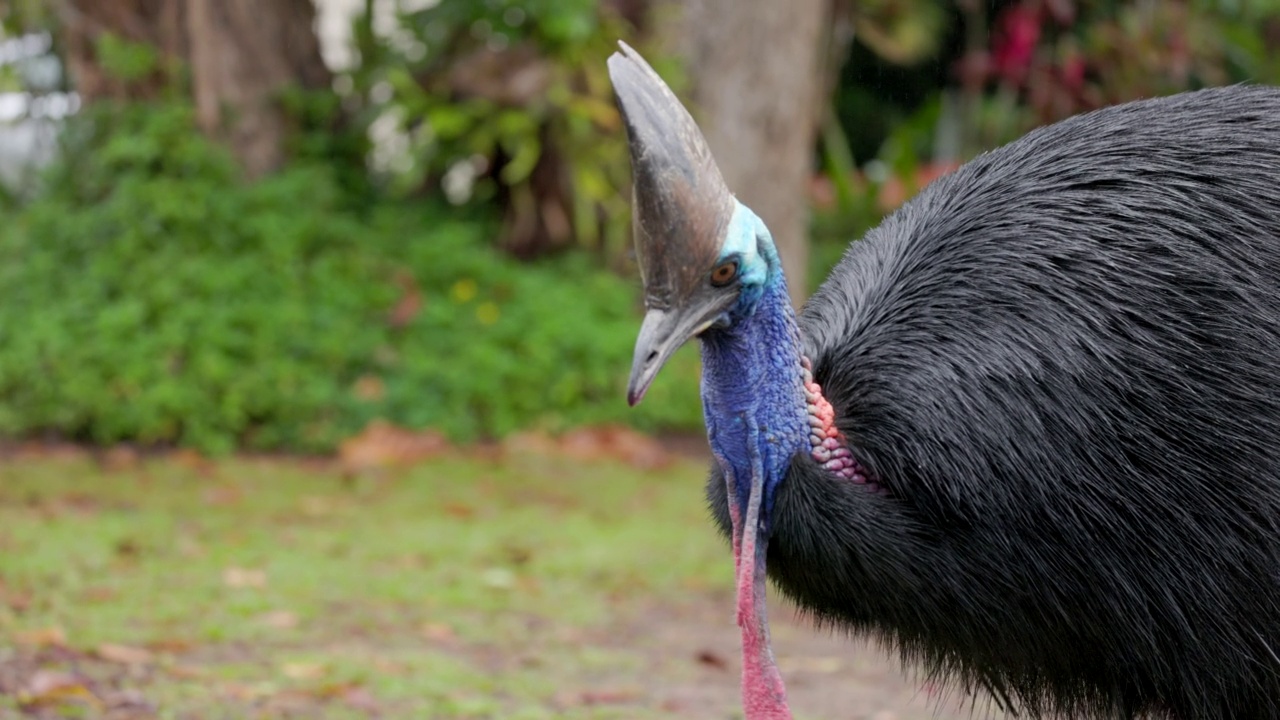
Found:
[0,447,737,719]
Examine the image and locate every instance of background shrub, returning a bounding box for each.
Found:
[0,102,702,453]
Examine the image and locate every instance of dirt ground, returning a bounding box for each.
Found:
[0,588,1011,720]
[0,605,1009,720]
[568,592,1010,720]
[0,444,1016,719]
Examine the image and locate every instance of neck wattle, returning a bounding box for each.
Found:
[698,274,806,720]
[698,266,874,720]
[699,276,810,517]
[801,357,877,490]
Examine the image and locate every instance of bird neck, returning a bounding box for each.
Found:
[698,269,806,720]
[699,274,810,524]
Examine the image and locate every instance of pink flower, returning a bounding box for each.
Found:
[992,4,1043,84]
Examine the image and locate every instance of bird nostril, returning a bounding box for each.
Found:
[646,350,659,365]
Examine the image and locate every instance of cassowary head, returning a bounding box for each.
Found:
[608,42,780,406]
[610,41,818,719]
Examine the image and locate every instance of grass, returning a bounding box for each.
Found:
[0,446,735,719]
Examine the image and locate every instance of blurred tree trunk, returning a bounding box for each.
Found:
[667,0,833,306]
[58,0,331,178]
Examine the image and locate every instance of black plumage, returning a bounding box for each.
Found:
[704,85,1280,719]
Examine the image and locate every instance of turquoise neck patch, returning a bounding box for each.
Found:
[720,201,781,291]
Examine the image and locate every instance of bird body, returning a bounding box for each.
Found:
[609,41,1280,720]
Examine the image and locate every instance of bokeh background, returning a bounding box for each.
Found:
[0,1,1277,718]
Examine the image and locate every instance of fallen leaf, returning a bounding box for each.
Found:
[694,649,729,670]
[339,684,381,712]
[14,626,67,648]
[59,492,103,515]
[147,638,193,654]
[100,445,140,471]
[166,664,206,680]
[14,440,87,461]
[203,485,243,507]
[101,688,154,714]
[421,622,456,642]
[260,689,313,713]
[26,670,83,695]
[0,580,31,612]
[300,495,335,517]
[443,502,476,519]
[500,430,560,458]
[371,657,407,674]
[481,567,516,590]
[582,426,673,470]
[178,535,205,558]
[82,586,119,603]
[281,662,326,680]
[96,643,154,666]
[579,688,642,705]
[353,375,386,401]
[19,670,100,711]
[504,426,674,470]
[221,681,269,701]
[339,420,450,473]
[222,566,268,589]
[258,610,299,629]
[170,448,215,476]
[388,270,423,328]
[114,537,142,558]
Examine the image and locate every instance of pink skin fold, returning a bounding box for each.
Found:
[723,450,794,719]
[722,366,862,720]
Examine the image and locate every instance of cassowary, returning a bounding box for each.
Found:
[609,42,1280,720]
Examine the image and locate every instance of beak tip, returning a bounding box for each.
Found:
[626,387,645,407]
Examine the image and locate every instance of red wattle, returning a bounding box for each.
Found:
[737,527,793,719]
[732,460,793,720]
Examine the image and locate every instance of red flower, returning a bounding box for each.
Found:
[992,4,1043,84]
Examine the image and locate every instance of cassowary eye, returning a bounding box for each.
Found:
[710,260,739,287]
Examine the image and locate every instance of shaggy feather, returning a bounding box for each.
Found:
[707,85,1280,719]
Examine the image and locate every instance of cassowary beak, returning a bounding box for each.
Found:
[610,41,794,720]
[609,41,736,407]
[627,304,724,406]
[627,308,679,407]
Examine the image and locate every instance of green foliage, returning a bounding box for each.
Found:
[367,213,703,441]
[280,85,377,210]
[352,0,672,261]
[0,0,55,38]
[0,102,702,453]
[946,0,1280,155]
[850,0,950,66]
[94,32,161,83]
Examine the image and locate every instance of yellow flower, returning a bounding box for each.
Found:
[451,279,477,303]
[475,302,500,325]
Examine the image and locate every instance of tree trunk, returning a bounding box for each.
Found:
[59,0,331,178]
[669,0,831,306]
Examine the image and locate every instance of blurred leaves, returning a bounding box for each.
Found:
[0,0,54,36]
[9,0,1278,455]
[818,0,1280,293]
[852,0,949,65]
[349,0,660,262]
[0,99,702,453]
[949,0,1280,153]
[94,32,160,84]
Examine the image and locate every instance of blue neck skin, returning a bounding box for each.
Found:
[698,205,810,528]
